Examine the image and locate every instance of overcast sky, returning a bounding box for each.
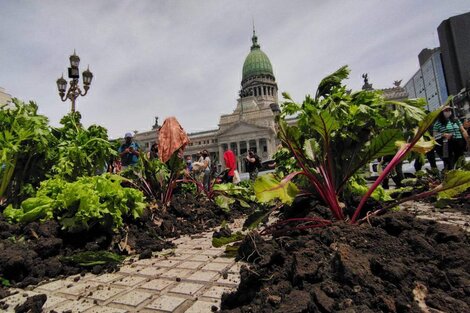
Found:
[1,0,469,139]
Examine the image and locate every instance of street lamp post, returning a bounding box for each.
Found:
[56,51,93,113]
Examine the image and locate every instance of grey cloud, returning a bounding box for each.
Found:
[1,0,469,138]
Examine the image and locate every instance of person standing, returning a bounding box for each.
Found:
[245,149,261,181]
[185,156,193,174]
[148,143,159,160]
[223,148,237,183]
[201,150,211,189]
[433,106,469,170]
[118,132,140,168]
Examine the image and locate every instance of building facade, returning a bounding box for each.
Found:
[438,11,470,96]
[134,30,280,173]
[404,48,448,112]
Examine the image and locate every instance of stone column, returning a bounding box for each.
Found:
[218,144,224,170]
[256,139,260,156]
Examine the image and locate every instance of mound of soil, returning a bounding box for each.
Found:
[0,213,173,291]
[149,193,255,238]
[221,212,470,313]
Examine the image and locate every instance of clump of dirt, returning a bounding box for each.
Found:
[14,294,47,313]
[221,211,470,313]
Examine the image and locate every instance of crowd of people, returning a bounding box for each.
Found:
[108,132,263,189]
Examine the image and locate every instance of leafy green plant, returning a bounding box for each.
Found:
[0,99,54,203]
[3,174,145,232]
[50,112,116,181]
[121,153,170,202]
[254,66,470,229]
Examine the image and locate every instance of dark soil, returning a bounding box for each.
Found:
[0,192,255,293]
[221,211,470,313]
[150,193,255,238]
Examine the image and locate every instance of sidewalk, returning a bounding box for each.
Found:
[1,220,245,313]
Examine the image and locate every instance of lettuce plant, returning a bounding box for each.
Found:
[3,174,145,232]
[255,66,470,228]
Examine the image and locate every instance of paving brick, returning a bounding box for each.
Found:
[59,281,100,297]
[35,279,70,291]
[202,286,234,299]
[201,249,223,256]
[84,306,128,313]
[213,257,235,264]
[156,259,181,268]
[53,298,95,312]
[145,294,187,312]
[90,273,125,284]
[138,266,168,277]
[140,278,174,291]
[160,268,192,279]
[119,264,145,274]
[113,275,147,287]
[187,254,212,262]
[111,290,153,307]
[186,270,220,282]
[185,300,221,313]
[168,282,204,296]
[177,261,204,269]
[201,262,230,271]
[216,273,240,286]
[88,286,127,302]
[43,295,68,309]
[166,253,193,261]
[132,258,158,266]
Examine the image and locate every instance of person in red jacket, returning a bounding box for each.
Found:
[223,148,237,183]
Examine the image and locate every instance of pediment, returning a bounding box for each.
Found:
[218,121,272,138]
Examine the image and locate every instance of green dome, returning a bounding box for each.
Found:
[242,32,273,81]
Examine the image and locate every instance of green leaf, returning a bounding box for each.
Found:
[310,111,339,144]
[367,129,404,159]
[254,173,299,204]
[304,138,321,162]
[438,170,470,199]
[212,232,244,248]
[315,66,350,99]
[215,195,235,212]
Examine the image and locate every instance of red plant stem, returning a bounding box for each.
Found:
[351,145,408,223]
[281,127,344,220]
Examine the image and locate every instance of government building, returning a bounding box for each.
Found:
[134,30,409,173]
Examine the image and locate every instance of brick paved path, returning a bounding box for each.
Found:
[400,201,470,232]
[2,220,244,313]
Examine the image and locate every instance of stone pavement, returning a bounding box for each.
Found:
[2,220,245,313]
[400,201,470,232]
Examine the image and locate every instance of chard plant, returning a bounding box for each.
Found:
[51,112,116,181]
[255,66,470,229]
